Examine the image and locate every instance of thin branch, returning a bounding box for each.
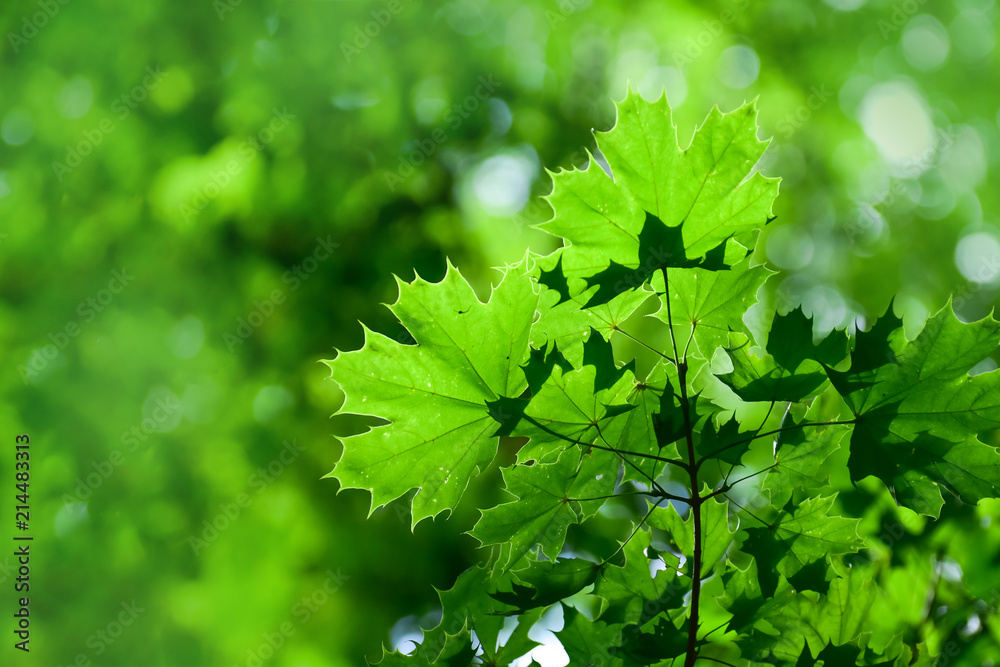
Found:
[723,401,775,487]
[510,410,683,473]
[754,401,777,441]
[720,492,774,528]
[593,423,679,498]
[648,489,691,503]
[568,491,654,502]
[696,657,741,667]
[663,265,703,667]
[704,462,780,500]
[570,490,687,503]
[508,414,679,507]
[586,440,690,470]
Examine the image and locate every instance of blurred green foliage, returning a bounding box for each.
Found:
[1,0,1000,664]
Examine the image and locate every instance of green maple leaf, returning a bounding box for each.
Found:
[741,495,863,597]
[615,358,685,484]
[327,90,1000,666]
[817,563,877,647]
[374,623,477,667]
[829,302,1000,516]
[758,564,880,663]
[581,211,738,309]
[693,408,757,465]
[594,89,778,261]
[470,446,617,570]
[492,556,601,613]
[649,492,737,577]
[594,527,683,626]
[492,357,636,464]
[770,495,864,569]
[761,417,847,509]
[765,307,849,369]
[324,259,538,527]
[530,250,651,366]
[558,606,625,667]
[716,558,765,636]
[536,88,777,322]
[719,331,829,403]
[435,566,545,664]
[651,256,774,360]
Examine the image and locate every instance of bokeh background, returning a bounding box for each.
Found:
[2,0,1000,664]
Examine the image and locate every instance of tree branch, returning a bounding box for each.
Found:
[663,265,703,667]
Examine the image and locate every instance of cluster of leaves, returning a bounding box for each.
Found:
[325,91,1000,666]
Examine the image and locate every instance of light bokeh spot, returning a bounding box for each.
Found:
[717,45,760,89]
[902,15,950,70]
[955,230,1000,284]
[56,76,95,119]
[858,82,935,176]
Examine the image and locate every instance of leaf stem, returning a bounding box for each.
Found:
[664,266,703,667]
[662,267,681,367]
[570,490,687,503]
[704,462,779,500]
[697,657,741,667]
[586,440,690,470]
[723,401,775,487]
[592,425,685,504]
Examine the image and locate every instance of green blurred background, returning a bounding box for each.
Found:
[2,0,1000,664]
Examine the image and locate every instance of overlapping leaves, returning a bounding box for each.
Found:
[326,90,1000,666]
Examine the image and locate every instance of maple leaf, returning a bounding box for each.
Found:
[826,302,1000,517]
[327,91,1000,666]
[324,258,538,527]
